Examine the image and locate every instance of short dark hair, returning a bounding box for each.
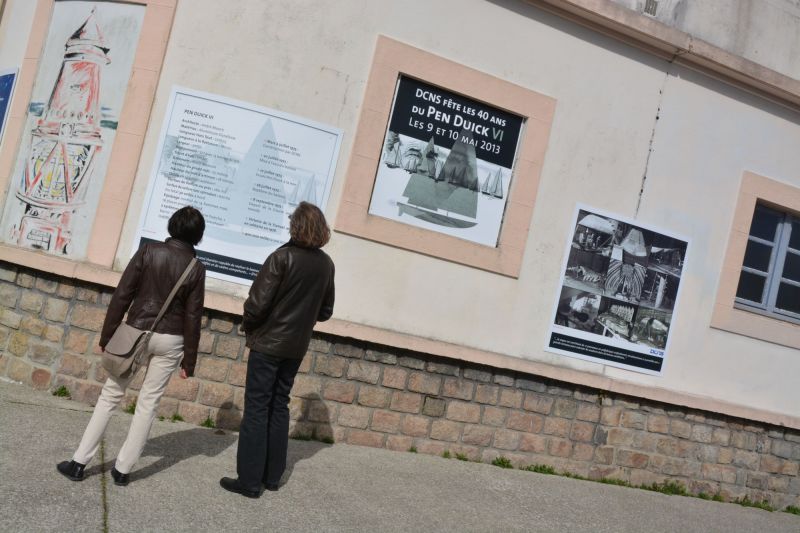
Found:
[289,202,330,248]
[168,206,205,245]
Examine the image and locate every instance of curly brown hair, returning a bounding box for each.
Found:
[289,202,331,248]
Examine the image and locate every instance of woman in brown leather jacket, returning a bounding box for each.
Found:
[220,201,335,498]
[57,206,206,486]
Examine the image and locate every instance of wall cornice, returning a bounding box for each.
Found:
[527,0,800,109]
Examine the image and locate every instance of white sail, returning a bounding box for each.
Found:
[490,168,503,199]
[288,179,300,204]
[299,174,317,204]
[289,174,317,205]
[481,172,492,194]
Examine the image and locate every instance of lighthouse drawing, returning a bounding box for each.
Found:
[11,8,109,254]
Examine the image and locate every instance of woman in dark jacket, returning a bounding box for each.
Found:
[220,201,334,498]
[57,206,206,486]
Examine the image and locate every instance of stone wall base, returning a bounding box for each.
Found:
[1,262,799,509]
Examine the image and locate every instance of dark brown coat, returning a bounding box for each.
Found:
[243,242,334,359]
[100,239,206,376]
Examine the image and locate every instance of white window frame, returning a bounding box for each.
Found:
[735,204,800,324]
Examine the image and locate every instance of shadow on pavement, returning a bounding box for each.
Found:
[282,439,330,486]
[278,393,333,486]
[84,427,236,481]
[83,394,335,488]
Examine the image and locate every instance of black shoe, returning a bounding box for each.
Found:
[219,477,261,498]
[263,482,279,492]
[110,467,130,486]
[57,460,85,481]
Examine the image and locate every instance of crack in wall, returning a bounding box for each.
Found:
[634,49,686,217]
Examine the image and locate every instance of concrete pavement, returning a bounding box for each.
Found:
[1,379,798,532]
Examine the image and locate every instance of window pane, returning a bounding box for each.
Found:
[736,271,766,303]
[742,240,772,272]
[789,219,800,251]
[782,251,800,282]
[775,282,800,315]
[748,205,782,242]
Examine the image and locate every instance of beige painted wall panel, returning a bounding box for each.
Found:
[0,0,36,161]
[0,0,36,67]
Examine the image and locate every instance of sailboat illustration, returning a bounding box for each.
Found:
[480,172,492,194]
[288,173,317,205]
[383,131,402,169]
[402,145,423,172]
[416,137,438,178]
[396,128,479,229]
[480,168,504,199]
[489,168,503,199]
[433,158,444,177]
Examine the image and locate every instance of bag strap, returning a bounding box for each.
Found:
[150,258,198,331]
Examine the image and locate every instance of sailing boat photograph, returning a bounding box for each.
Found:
[369,76,523,247]
[547,205,690,375]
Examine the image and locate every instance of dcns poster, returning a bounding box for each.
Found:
[368,76,524,247]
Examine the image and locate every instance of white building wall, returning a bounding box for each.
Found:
[610,0,800,80]
[117,0,668,367]
[627,65,800,406]
[1,0,798,418]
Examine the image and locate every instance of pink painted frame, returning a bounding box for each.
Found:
[336,36,556,278]
[0,0,176,269]
[712,171,800,349]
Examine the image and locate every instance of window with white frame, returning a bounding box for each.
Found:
[735,203,800,321]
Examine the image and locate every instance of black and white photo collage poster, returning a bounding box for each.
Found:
[547,205,690,374]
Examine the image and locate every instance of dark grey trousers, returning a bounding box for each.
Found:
[236,351,302,491]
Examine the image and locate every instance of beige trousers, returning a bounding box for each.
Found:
[73,332,184,474]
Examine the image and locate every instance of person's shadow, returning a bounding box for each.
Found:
[281,393,333,485]
[135,428,237,480]
[84,428,235,480]
[212,395,334,486]
[85,394,333,487]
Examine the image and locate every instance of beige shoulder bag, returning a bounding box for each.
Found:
[102,258,197,379]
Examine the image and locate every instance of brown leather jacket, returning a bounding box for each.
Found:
[100,239,206,376]
[243,242,334,360]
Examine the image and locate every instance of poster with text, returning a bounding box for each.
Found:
[546,205,690,375]
[0,68,17,144]
[368,76,524,247]
[135,87,343,284]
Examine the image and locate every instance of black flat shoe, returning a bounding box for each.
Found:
[111,467,130,486]
[263,482,279,492]
[57,460,85,481]
[219,477,261,498]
